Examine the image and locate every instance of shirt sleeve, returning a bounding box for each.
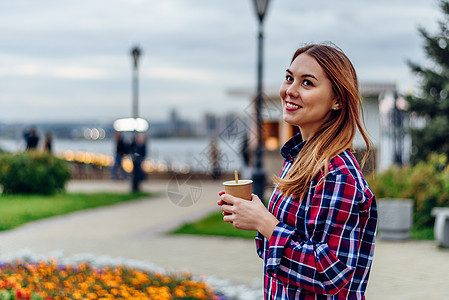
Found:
[255,232,265,259]
[265,173,364,295]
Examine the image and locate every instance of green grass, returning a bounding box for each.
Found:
[170,211,257,239]
[411,226,434,240]
[172,211,437,241]
[0,192,151,231]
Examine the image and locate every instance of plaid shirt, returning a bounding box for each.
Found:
[256,134,377,299]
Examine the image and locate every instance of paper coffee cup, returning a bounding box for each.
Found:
[222,180,253,200]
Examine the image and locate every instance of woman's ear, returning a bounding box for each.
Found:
[332,98,341,111]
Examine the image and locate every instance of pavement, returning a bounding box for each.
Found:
[0,178,448,299]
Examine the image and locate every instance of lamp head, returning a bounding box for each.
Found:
[131,46,141,67]
[253,0,270,23]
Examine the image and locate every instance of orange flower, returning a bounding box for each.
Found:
[0,259,219,299]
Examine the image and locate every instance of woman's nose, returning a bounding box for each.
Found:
[286,85,299,98]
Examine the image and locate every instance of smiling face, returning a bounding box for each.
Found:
[280,53,340,140]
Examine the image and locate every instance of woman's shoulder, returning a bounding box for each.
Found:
[329,150,361,175]
[327,150,374,198]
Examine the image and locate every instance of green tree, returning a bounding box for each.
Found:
[407,0,449,163]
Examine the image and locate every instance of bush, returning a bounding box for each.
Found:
[0,151,71,195]
[367,153,449,228]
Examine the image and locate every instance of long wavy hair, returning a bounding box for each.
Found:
[275,43,372,199]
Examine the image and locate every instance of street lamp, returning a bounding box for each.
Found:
[251,0,270,200]
[392,91,406,166]
[131,46,142,192]
[131,46,141,119]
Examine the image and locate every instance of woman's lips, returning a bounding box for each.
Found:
[285,101,301,111]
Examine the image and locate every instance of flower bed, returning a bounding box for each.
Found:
[0,250,262,300]
[0,259,219,300]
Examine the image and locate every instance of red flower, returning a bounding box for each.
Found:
[15,289,31,300]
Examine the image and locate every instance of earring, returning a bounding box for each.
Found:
[333,107,338,110]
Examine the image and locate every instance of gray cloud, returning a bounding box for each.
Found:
[0,0,441,123]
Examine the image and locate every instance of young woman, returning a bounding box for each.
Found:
[218,44,377,299]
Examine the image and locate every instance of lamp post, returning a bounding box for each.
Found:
[392,91,404,166]
[131,46,142,192]
[251,0,270,200]
[131,46,141,119]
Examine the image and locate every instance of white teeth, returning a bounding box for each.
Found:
[286,102,299,109]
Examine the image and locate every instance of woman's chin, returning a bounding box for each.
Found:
[282,112,299,126]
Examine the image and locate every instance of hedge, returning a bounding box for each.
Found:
[367,153,449,228]
[0,151,71,195]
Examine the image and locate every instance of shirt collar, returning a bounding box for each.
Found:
[280,132,305,162]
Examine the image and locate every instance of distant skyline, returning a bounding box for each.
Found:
[0,0,442,124]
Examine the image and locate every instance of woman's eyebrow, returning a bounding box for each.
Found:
[302,74,318,81]
[286,69,318,81]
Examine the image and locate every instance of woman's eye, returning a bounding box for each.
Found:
[285,75,293,82]
[303,79,313,87]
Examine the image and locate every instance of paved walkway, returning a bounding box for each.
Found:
[0,178,448,299]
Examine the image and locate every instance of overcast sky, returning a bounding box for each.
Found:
[0,0,442,124]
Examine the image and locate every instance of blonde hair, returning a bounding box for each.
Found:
[275,44,372,199]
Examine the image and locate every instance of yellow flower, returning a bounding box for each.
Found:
[174,286,186,297]
[72,291,82,299]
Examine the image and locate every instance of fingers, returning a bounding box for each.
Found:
[220,193,239,204]
[223,214,233,224]
[217,196,236,206]
[217,191,243,226]
[217,191,245,205]
[218,190,232,216]
[217,199,226,206]
[217,191,234,225]
[217,190,228,206]
[217,191,225,206]
[221,203,233,213]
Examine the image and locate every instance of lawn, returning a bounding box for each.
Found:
[411,226,434,240]
[0,192,151,231]
[171,211,435,241]
[171,210,257,239]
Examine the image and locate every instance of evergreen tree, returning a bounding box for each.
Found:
[407,0,449,164]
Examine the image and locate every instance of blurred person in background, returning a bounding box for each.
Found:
[43,131,53,154]
[111,131,128,180]
[131,133,147,182]
[24,126,40,151]
[210,138,221,180]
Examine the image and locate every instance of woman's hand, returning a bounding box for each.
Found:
[217,191,279,239]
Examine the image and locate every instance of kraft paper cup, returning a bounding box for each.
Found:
[222,180,253,200]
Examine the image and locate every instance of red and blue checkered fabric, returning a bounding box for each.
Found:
[256,134,377,299]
